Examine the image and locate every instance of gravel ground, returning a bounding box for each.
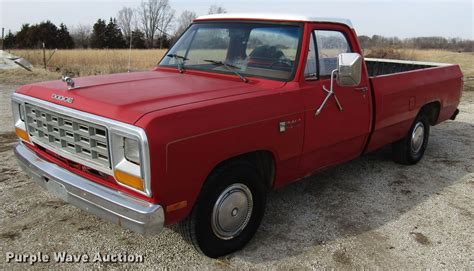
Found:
[0,80,472,269]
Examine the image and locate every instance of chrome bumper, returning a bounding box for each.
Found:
[14,142,164,235]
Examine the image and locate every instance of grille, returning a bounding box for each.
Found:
[25,103,111,169]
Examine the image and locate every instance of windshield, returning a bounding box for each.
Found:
[159,22,303,81]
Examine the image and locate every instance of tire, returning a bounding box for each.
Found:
[392,112,430,165]
[178,159,266,258]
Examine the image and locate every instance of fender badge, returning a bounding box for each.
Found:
[279,118,302,133]
[52,94,74,104]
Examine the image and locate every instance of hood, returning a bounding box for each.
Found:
[16,70,285,124]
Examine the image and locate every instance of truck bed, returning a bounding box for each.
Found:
[364,58,463,153]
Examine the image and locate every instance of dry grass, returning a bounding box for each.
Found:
[10,49,167,77]
[0,68,61,85]
[399,49,474,77]
[401,49,474,91]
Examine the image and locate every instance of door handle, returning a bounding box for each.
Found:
[355,87,368,93]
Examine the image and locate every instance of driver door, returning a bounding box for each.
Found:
[299,26,372,174]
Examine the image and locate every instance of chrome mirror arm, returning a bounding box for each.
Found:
[315,69,343,116]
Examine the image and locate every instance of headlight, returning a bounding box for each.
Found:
[11,100,30,143]
[18,104,25,121]
[110,128,151,196]
[124,138,140,165]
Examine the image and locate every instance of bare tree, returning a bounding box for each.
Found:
[157,4,175,48]
[137,0,174,48]
[71,24,91,48]
[208,5,227,15]
[174,10,197,37]
[117,7,135,41]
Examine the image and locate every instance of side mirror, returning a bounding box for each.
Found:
[315,52,363,116]
[336,53,362,87]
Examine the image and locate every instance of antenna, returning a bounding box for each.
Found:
[128,31,133,72]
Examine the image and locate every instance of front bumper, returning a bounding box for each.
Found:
[14,142,164,235]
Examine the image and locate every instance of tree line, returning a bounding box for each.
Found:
[3,21,74,49]
[358,35,473,52]
[2,0,224,50]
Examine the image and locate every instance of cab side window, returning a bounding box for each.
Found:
[315,30,351,77]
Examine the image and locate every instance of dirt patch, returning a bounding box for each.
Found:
[434,159,464,166]
[0,131,17,142]
[333,249,352,265]
[0,145,16,153]
[77,226,94,231]
[410,232,431,245]
[390,180,405,186]
[35,200,67,209]
[1,231,21,240]
[0,132,18,152]
[400,189,412,195]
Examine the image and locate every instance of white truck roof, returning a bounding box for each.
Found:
[195,13,354,28]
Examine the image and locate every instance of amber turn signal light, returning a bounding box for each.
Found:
[114,169,144,191]
[15,127,30,142]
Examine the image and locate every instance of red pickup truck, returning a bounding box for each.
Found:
[12,14,462,257]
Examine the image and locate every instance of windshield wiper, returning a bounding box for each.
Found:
[203,59,248,83]
[167,54,188,73]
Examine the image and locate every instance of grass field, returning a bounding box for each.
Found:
[399,49,474,91]
[10,49,167,76]
[4,48,474,91]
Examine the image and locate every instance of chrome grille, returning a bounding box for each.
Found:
[25,103,110,169]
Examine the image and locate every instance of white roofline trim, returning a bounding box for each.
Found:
[195,13,353,28]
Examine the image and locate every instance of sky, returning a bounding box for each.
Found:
[0,0,473,39]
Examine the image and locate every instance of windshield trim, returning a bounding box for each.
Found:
[158,21,305,82]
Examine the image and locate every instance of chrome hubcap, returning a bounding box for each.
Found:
[411,122,425,154]
[211,183,253,240]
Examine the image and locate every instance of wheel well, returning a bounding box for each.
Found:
[421,101,441,125]
[211,151,275,190]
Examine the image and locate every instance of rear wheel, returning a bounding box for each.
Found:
[178,160,266,258]
[392,112,430,165]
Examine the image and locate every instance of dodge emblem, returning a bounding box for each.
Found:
[52,94,74,104]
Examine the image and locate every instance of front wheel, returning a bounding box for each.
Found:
[392,112,430,165]
[178,160,266,258]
